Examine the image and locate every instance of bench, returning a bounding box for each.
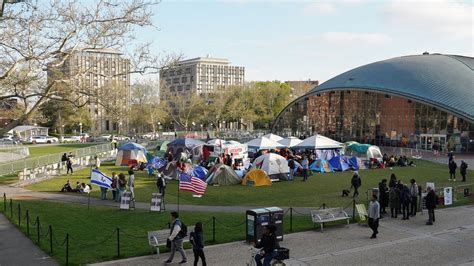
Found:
[148,226,194,256]
[311,208,350,232]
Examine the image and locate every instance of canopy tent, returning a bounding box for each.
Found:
[252,153,290,180]
[242,169,272,186]
[245,137,285,150]
[328,156,351,171]
[207,139,226,146]
[293,134,343,150]
[167,138,205,159]
[343,142,383,161]
[206,164,241,186]
[309,159,334,173]
[262,133,284,142]
[115,142,148,166]
[278,137,303,148]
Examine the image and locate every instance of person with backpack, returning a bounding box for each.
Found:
[165,211,187,264]
[409,179,419,216]
[190,222,206,266]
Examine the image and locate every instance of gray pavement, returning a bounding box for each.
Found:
[0,213,58,266]
[90,205,474,266]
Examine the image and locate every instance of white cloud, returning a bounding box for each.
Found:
[302,2,336,15]
[383,0,473,39]
[320,32,392,45]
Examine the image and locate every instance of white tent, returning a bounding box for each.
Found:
[252,153,290,180]
[245,137,285,150]
[293,134,343,150]
[262,133,284,142]
[367,146,383,160]
[207,139,226,146]
[278,137,303,148]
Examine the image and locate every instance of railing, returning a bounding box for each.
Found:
[0,146,30,157]
[0,143,114,176]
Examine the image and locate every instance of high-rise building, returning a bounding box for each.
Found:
[47,48,131,135]
[160,56,245,95]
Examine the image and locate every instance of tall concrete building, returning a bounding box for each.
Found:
[47,48,131,135]
[160,56,245,95]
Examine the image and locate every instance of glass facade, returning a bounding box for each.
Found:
[273,90,474,153]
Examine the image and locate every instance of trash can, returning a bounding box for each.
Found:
[266,207,284,241]
[246,208,270,243]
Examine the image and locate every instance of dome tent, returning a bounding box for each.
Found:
[252,153,290,180]
[116,142,148,166]
[206,164,241,186]
[242,169,272,187]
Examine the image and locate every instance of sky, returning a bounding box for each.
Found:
[137,0,473,83]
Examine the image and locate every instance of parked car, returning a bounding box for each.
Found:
[61,136,81,143]
[113,135,130,141]
[1,135,21,144]
[29,135,59,144]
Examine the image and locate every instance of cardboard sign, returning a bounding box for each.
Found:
[444,187,453,205]
[120,192,132,210]
[150,193,163,212]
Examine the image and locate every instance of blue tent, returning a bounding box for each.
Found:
[329,156,351,171]
[118,142,147,152]
[310,159,334,173]
[348,156,360,170]
[191,165,208,181]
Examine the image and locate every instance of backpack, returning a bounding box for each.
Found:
[178,222,188,238]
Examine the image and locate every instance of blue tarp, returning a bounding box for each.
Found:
[118,142,147,152]
[348,156,360,170]
[329,156,351,171]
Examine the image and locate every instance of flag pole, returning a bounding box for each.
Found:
[88,192,90,211]
[177,177,180,214]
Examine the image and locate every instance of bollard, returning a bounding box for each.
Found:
[323,203,326,209]
[10,199,12,218]
[49,225,53,255]
[352,199,356,222]
[18,204,21,227]
[212,217,216,242]
[26,210,30,236]
[66,233,69,266]
[36,216,40,244]
[290,207,293,233]
[117,228,120,258]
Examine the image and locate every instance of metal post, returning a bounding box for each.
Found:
[352,199,356,222]
[3,193,6,212]
[26,210,30,236]
[212,216,216,242]
[18,203,20,227]
[290,207,293,233]
[323,203,326,209]
[10,199,12,217]
[49,225,53,254]
[36,216,40,244]
[66,233,69,266]
[117,228,120,257]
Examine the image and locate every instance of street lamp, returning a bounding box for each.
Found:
[118,121,123,135]
[79,122,83,134]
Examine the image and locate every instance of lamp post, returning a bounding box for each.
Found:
[118,121,123,135]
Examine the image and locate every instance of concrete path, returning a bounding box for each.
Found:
[90,205,474,266]
[0,213,58,266]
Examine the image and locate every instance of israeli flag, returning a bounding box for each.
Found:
[90,168,113,189]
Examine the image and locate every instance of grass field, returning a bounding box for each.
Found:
[27,143,98,158]
[1,199,314,265]
[27,160,474,208]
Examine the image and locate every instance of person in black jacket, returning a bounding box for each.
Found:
[460,160,468,182]
[378,179,389,215]
[190,222,206,266]
[425,187,437,225]
[254,225,277,266]
[400,183,411,220]
[449,160,457,181]
[351,171,362,198]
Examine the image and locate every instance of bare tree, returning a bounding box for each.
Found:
[0,0,175,134]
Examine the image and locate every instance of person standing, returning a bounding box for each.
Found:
[301,156,309,182]
[400,184,411,220]
[449,160,457,181]
[190,222,206,266]
[388,173,397,188]
[128,169,135,201]
[111,172,118,202]
[117,173,127,202]
[460,160,468,182]
[425,187,437,225]
[165,212,187,264]
[94,156,101,169]
[389,187,399,218]
[448,151,454,163]
[66,157,73,174]
[100,179,108,200]
[368,194,380,239]
[288,157,295,181]
[378,179,389,215]
[351,171,362,198]
[409,179,419,216]
[253,225,277,266]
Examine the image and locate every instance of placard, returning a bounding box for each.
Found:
[150,193,163,212]
[444,187,453,205]
[120,192,132,210]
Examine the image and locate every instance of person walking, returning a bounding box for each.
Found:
[368,194,380,239]
[301,156,309,182]
[378,179,389,215]
[190,222,206,266]
[425,186,437,225]
[111,172,118,202]
[117,173,127,202]
[460,160,468,182]
[66,158,73,174]
[165,211,187,264]
[400,184,411,220]
[128,169,135,201]
[389,187,399,218]
[351,171,362,198]
[449,160,457,181]
[288,157,295,181]
[253,225,277,266]
[409,179,419,216]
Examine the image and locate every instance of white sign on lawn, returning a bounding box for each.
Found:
[120,192,132,210]
[444,187,453,205]
[150,193,163,212]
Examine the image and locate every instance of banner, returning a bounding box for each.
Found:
[150,193,163,212]
[444,187,453,205]
[120,192,132,210]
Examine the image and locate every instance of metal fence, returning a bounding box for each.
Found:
[0,143,114,177]
[0,146,30,157]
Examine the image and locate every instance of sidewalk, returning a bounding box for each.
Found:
[0,213,58,266]
[91,205,474,266]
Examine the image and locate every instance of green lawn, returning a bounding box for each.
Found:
[27,143,98,158]
[28,160,474,208]
[1,199,314,265]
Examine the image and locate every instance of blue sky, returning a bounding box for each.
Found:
[137,0,473,83]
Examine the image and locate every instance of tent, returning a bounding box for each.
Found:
[162,161,179,179]
[245,137,285,150]
[252,153,290,180]
[309,159,334,173]
[115,142,148,166]
[242,169,272,186]
[343,142,383,161]
[278,137,303,148]
[348,156,360,170]
[157,141,170,153]
[167,138,205,159]
[262,133,284,142]
[367,146,383,160]
[190,165,209,181]
[206,164,241,186]
[328,156,351,171]
[293,134,343,150]
[207,139,226,146]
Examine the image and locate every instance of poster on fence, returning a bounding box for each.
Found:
[444,187,453,205]
[150,193,163,212]
[120,192,132,210]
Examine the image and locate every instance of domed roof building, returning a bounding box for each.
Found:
[272,53,474,153]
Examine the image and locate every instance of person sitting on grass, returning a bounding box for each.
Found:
[71,181,82,192]
[60,180,73,192]
[80,182,91,194]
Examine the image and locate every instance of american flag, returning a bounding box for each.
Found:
[179,172,207,195]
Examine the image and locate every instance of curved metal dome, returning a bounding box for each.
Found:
[281,54,474,123]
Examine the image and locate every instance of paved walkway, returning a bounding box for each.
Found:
[91,205,474,266]
[0,213,58,266]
